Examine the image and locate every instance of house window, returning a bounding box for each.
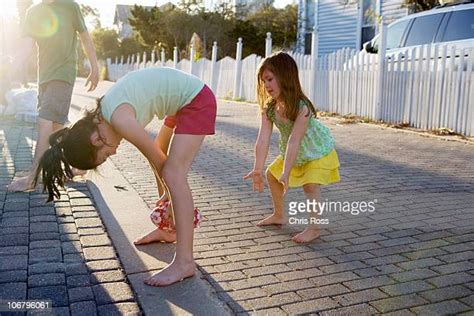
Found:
[305,33,312,55]
[361,0,376,48]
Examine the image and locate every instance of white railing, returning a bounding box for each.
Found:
[106,28,473,136]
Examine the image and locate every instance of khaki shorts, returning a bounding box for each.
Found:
[37,80,74,125]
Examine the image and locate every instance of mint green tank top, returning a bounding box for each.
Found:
[267,100,335,166]
[101,67,205,126]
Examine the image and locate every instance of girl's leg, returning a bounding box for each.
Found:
[257,170,286,226]
[135,125,176,245]
[293,184,321,243]
[145,134,204,287]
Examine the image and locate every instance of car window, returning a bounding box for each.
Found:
[443,9,474,41]
[404,13,444,47]
[386,20,411,49]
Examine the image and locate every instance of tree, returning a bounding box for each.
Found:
[403,0,440,13]
[126,2,297,60]
[91,28,120,59]
[80,4,101,29]
[229,4,297,56]
[120,37,144,58]
[129,5,170,53]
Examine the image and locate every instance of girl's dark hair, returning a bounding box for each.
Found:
[34,98,103,202]
[256,51,317,121]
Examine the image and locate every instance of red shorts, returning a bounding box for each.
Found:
[164,85,216,135]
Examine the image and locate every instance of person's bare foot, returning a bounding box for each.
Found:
[292,227,320,243]
[144,259,195,287]
[72,168,87,177]
[134,228,176,245]
[257,214,286,226]
[7,176,35,192]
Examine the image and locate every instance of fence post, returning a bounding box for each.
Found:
[189,44,195,74]
[233,37,243,100]
[151,49,155,65]
[374,17,387,120]
[173,47,178,68]
[210,41,218,92]
[356,0,363,49]
[161,48,165,66]
[142,51,147,68]
[265,32,272,57]
[310,27,319,104]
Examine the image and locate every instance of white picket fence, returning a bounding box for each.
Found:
[107,28,473,136]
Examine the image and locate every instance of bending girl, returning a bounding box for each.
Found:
[36,67,216,286]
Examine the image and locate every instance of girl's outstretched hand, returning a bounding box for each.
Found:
[279,172,290,195]
[243,170,265,193]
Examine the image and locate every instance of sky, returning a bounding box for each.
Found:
[0,0,294,28]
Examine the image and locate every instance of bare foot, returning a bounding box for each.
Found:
[144,260,195,287]
[7,176,35,192]
[292,227,320,243]
[257,214,286,226]
[72,168,87,177]
[134,228,176,245]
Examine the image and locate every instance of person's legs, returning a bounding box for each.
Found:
[7,81,74,192]
[293,183,321,243]
[257,170,287,226]
[7,117,54,191]
[144,133,204,287]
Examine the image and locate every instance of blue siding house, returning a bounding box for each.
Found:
[297,0,410,55]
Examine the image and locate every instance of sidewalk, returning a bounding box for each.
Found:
[0,80,143,314]
[1,78,473,315]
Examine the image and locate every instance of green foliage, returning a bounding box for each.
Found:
[120,37,145,58]
[85,3,297,62]
[91,28,120,59]
[128,3,297,59]
[402,0,440,12]
[235,4,298,57]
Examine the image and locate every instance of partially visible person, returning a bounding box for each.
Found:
[7,0,99,192]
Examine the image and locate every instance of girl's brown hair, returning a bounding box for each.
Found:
[256,51,317,121]
[34,98,103,202]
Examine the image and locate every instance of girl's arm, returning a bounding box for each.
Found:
[281,106,311,193]
[254,111,273,171]
[244,111,273,192]
[110,104,167,172]
[151,125,174,202]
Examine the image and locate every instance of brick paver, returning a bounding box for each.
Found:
[110,100,474,314]
[0,118,140,314]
